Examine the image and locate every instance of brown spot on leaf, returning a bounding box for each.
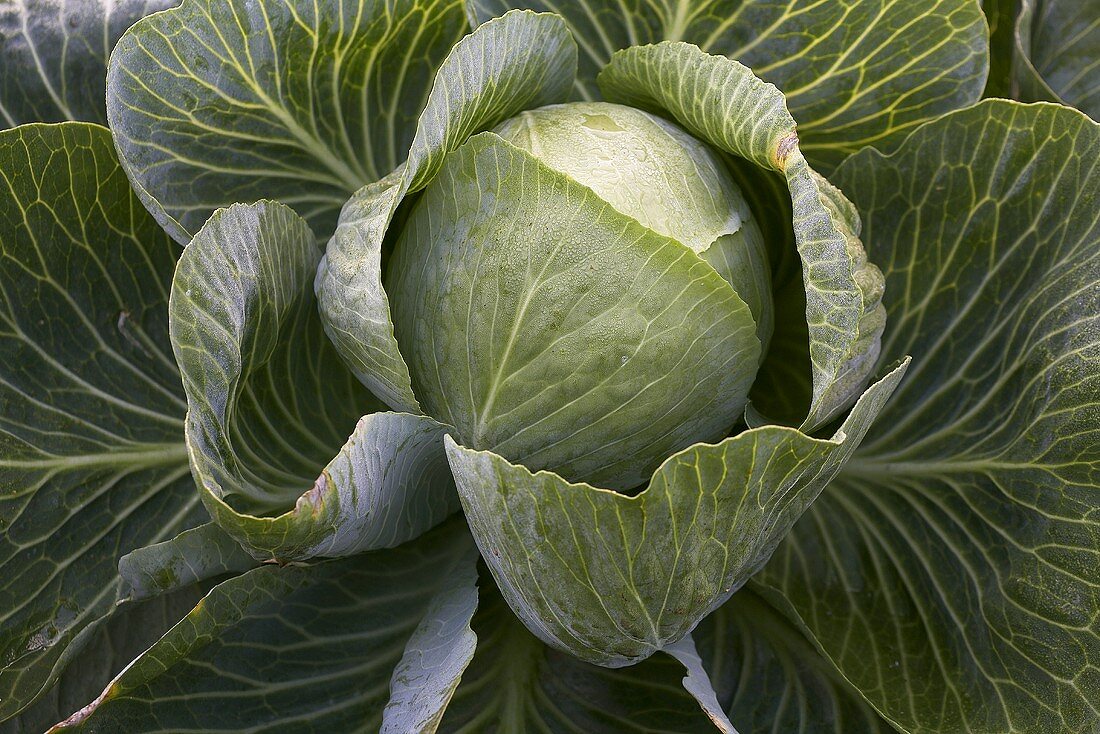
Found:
[298,471,330,516]
[774,133,799,168]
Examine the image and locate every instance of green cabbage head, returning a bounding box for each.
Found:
[304,13,895,666]
[388,101,772,490]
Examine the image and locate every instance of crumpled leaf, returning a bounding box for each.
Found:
[106,0,469,242]
[447,359,907,666]
[118,523,258,601]
[600,42,887,429]
[315,10,577,412]
[171,201,459,559]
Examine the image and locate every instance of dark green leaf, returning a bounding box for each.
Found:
[0,588,203,734]
[982,0,1020,97]
[106,0,469,242]
[54,521,479,733]
[439,576,716,733]
[696,590,894,734]
[0,0,177,127]
[755,100,1100,734]
[1013,0,1099,119]
[469,0,989,170]
[0,122,202,720]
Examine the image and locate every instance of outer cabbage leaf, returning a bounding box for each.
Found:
[468,0,988,170]
[754,100,1100,734]
[0,588,204,734]
[448,360,907,666]
[170,201,459,560]
[315,10,577,412]
[437,573,893,733]
[600,43,886,430]
[52,522,479,733]
[438,577,717,732]
[117,523,259,601]
[106,0,468,242]
[696,590,896,734]
[1013,0,1099,119]
[0,0,177,127]
[0,122,204,720]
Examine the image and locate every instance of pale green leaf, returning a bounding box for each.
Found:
[52,522,479,733]
[380,542,480,734]
[664,636,737,733]
[118,523,258,601]
[489,101,773,354]
[600,43,887,429]
[0,0,177,127]
[0,122,203,720]
[105,0,468,242]
[171,201,459,560]
[469,0,989,169]
[755,100,1100,734]
[447,360,907,666]
[1013,0,1099,119]
[392,132,760,490]
[315,10,577,413]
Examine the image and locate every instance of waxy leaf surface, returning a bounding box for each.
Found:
[107,0,468,242]
[172,201,459,560]
[469,0,988,169]
[448,360,907,666]
[755,100,1100,734]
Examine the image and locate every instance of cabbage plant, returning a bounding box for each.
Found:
[0,1,1097,732]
